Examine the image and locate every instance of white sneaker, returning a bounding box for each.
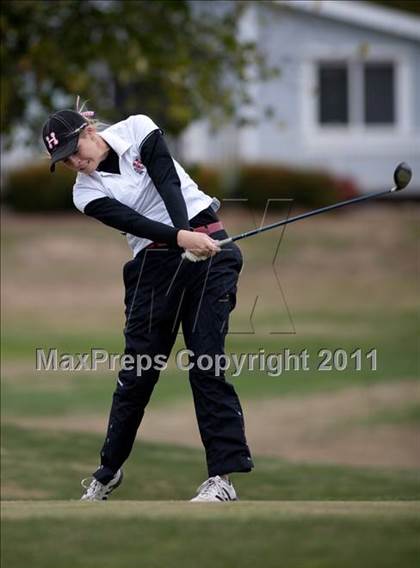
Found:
[190,475,238,502]
[80,469,123,501]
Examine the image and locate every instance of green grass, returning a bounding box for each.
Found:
[2,501,420,568]
[2,210,419,568]
[357,403,420,426]
[2,311,418,420]
[2,425,420,502]
[2,424,419,568]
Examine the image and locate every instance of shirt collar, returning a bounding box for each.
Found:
[98,129,132,157]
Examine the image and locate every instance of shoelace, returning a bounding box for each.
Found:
[196,477,220,497]
[81,477,94,489]
[81,477,106,498]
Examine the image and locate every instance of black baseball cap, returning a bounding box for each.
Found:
[42,110,88,172]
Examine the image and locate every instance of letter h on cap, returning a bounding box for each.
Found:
[46,132,59,150]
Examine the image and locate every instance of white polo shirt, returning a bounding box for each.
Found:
[73,114,212,256]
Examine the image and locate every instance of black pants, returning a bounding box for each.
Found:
[94,225,254,484]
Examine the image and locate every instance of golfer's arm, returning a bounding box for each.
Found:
[140,130,190,230]
[84,197,180,246]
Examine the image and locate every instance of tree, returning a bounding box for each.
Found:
[1,0,275,146]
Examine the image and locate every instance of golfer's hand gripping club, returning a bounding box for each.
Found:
[181,237,232,262]
[178,229,221,262]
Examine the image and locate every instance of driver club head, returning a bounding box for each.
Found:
[393,162,412,191]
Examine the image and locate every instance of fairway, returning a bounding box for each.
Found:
[2,207,419,567]
[2,501,420,568]
[3,499,420,520]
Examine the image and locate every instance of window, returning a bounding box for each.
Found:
[364,63,394,124]
[319,62,348,125]
[317,60,395,127]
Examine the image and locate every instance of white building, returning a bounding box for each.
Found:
[182,0,420,194]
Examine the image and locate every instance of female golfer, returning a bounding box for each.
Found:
[42,103,253,501]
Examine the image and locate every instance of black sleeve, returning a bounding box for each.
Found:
[84,197,180,246]
[140,130,190,230]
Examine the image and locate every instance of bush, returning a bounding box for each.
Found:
[188,163,360,210]
[332,177,360,201]
[3,160,360,213]
[3,162,76,212]
[231,164,360,209]
[187,163,223,199]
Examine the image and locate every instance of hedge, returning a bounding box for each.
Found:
[232,164,359,209]
[189,163,359,209]
[3,160,359,212]
[3,162,76,212]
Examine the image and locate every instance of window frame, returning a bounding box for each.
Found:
[301,44,413,152]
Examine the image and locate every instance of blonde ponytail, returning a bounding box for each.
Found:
[75,95,109,131]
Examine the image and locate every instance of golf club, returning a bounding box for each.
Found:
[214,162,412,249]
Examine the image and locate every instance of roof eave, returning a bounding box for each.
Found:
[272,0,420,42]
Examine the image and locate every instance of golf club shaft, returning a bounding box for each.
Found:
[217,186,396,246]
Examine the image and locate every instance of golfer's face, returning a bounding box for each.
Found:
[62,133,101,174]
